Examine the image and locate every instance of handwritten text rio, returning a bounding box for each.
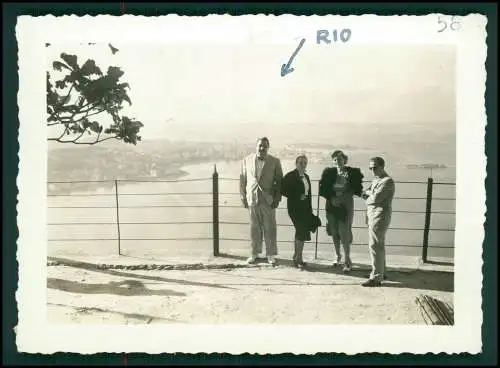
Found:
[316,29,352,44]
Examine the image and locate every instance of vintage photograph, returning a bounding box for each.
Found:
[16,14,486,354]
[46,40,456,325]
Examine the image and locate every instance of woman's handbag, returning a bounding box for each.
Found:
[309,213,322,233]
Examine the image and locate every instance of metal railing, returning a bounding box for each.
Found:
[47,165,455,263]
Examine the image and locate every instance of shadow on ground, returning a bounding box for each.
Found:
[47,278,187,297]
[48,257,237,290]
[218,253,454,293]
[48,254,454,293]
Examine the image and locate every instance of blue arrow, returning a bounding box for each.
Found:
[281,38,306,77]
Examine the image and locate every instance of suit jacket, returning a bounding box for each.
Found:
[366,176,395,211]
[240,153,283,207]
[319,166,364,214]
[365,175,396,229]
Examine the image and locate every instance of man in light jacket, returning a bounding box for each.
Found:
[240,137,283,265]
[361,157,396,287]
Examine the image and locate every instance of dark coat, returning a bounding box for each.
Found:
[319,166,364,214]
[281,169,312,213]
[281,169,321,240]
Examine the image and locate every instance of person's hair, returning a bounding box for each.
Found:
[331,150,348,162]
[295,155,308,164]
[370,156,385,168]
[256,137,270,146]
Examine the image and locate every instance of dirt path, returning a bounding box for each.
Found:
[47,263,453,325]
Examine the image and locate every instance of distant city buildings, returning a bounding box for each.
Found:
[48,140,362,194]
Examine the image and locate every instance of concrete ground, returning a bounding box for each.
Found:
[47,251,454,325]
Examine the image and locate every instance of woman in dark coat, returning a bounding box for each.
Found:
[319,150,364,273]
[281,155,313,269]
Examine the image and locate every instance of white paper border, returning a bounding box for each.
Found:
[15,14,487,354]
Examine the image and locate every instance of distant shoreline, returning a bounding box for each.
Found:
[47,138,455,194]
[405,163,448,170]
[47,169,190,195]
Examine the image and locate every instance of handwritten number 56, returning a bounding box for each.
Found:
[437,16,461,32]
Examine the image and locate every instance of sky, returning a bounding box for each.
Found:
[46,42,456,142]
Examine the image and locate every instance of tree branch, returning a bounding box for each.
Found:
[48,121,65,126]
[72,126,89,143]
[64,83,75,101]
[48,80,104,123]
[95,130,102,143]
[79,100,99,110]
[47,82,76,121]
[73,108,106,123]
[56,123,70,140]
[70,103,102,118]
[75,107,91,125]
[48,135,120,145]
[48,105,61,121]
[47,101,101,126]
[47,57,141,146]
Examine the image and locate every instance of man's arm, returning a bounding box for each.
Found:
[272,158,284,207]
[350,168,364,197]
[361,181,372,199]
[239,157,248,208]
[365,178,395,206]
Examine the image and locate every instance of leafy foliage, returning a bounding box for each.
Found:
[47,52,143,145]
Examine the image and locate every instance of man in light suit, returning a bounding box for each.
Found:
[240,137,284,265]
[361,157,396,287]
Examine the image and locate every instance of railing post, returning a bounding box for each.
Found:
[422,177,433,263]
[314,181,320,260]
[212,165,220,256]
[114,179,121,256]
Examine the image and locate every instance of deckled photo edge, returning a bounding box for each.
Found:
[14,13,487,355]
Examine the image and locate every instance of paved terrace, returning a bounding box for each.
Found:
[47,249,454,325]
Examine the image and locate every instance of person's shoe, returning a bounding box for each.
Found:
[246,257,257,265]
[342,264,352,273]
[297,261,307,270]
[361,278,382,287]
[267,256,277,266]
[333,258,342,267]
[365,273,388,280]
